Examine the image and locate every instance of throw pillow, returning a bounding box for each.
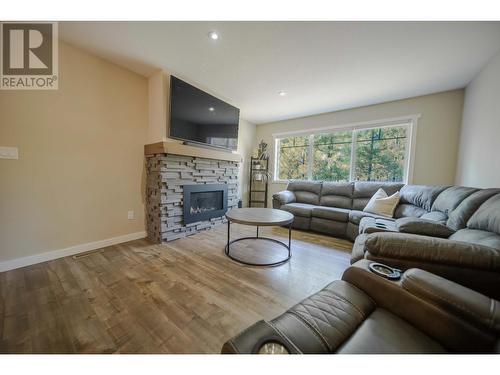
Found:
[363,188,400,218]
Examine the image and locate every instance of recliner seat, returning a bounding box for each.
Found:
[222,260,500,354]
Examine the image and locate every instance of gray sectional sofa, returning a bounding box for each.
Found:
[273,181,500,299]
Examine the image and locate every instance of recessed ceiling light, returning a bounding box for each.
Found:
[278,91,287,96]
[208,107,215,111]
[208,31,219,40]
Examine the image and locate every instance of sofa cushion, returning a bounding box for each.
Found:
[447,188,500,231]
[312,206,350,222]
[363,188,400,218]
[420,211,448,222]
[311,218,348,237]
[287,180,322,194]
[360,232,500,271]
[352,182,403,211]
[395,217,455,239]
[449,228,500,250]
[449,229,500,251]
[431,186,478,215]
[281,203,316,218]
[349,210,390,225]
[394,204,428,219]
[337,309,446,354]
[467,193,500,235]
[286,180,322,205]
[319,182,353,209]
[399,185,450,211]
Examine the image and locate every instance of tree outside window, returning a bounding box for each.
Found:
[276,124,409,183]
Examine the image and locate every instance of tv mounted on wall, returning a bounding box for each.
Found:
[169,76,240,151]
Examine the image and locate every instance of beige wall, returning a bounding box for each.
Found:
[147,70,168,143]
[456,50,500,188]
[256,90,464,205]
[0,42,149,263]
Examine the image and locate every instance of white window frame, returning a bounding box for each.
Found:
[272,114,419,184]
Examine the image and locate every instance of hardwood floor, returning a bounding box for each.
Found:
[0,224,352,353]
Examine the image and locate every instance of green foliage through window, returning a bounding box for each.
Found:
[276,125,409,183]
[278,136,310,180]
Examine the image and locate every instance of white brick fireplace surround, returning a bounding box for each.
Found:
[145,142,241,243]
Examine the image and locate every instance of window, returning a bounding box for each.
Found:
[274,118,416,183]
[277,135,310,180]
[312,131,352,182]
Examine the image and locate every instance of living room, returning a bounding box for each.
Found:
[1,0,500,372]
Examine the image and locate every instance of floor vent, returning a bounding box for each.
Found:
[72,249,104,259]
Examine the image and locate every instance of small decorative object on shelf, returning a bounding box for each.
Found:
[249,140,270,207]
[256,140,269,160]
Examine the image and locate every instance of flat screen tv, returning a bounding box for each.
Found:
[169,76,240,151]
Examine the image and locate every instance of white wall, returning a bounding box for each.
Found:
[456,50,500,188]
[256,90,464,205]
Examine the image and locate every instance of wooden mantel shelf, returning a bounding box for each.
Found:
[144,141,242,162]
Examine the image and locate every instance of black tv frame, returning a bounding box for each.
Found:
[168,76,239,151]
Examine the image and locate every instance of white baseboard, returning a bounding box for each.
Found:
[0,231,147,273]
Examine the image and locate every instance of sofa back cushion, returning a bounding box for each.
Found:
[467,193,500,235]
[352,182,403,211]
[399,185,450,211]
[319,182,353,209]
[449,229,500,250]
[431,186,478,215]
[287,180,322,205]
[394,204,428,218]
[447,188,500,231]
[419,211,448,222]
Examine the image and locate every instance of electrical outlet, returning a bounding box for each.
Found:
[0,146,19,159]
[127,210,135,220]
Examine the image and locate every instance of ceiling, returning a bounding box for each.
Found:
[59,21,500,124]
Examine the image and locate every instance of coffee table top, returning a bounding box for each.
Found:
[225,208,294,226]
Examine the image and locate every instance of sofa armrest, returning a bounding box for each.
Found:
[362,232,500,271]
[272,190,296,206]
[343,260,499,352]
[221,320,300,354]
[401,268,500,334]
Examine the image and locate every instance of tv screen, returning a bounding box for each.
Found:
[169,76,240,151]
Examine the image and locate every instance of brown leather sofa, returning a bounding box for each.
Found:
[222,260,500,354]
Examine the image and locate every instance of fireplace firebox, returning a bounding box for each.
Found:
[183,184,228,224]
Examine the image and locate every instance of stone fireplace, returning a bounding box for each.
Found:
[145,146,240,243]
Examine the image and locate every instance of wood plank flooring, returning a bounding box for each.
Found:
[0,224,352,353]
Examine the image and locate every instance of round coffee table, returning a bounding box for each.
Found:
[225,208,294,266]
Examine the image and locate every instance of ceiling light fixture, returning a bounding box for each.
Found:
[278,91,287,96]
[208,107,215,111]
[208,31,219,40]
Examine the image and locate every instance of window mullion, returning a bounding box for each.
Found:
[307,134,314,180]
[349,130,357,181]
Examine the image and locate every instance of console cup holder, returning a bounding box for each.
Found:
[369,263,402,280]
[258,341,290,354]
